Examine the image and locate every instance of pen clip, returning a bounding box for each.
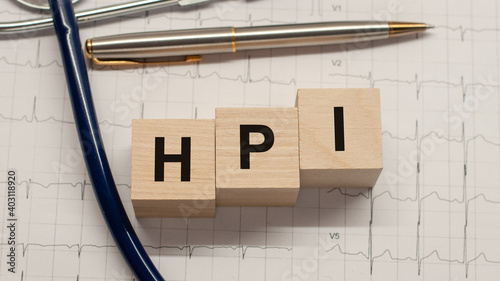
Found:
[89,55,202,66]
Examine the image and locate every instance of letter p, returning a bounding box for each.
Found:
[240,125,274,169]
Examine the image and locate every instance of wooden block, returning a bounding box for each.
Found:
[296,88,383,188]
[215,108,300,206]
[131,119,215,217]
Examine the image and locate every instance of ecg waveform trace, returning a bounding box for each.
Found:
[1,0,500,281]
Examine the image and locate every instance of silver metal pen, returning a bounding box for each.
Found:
[85,21,433,65]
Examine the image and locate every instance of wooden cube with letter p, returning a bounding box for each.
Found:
[131,119,215,217]
[215,108,300,206]
[296,88,383,188]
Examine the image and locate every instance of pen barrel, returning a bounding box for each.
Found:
[89,27,234,59]
[234,21,389,50]
[88,21,390,61]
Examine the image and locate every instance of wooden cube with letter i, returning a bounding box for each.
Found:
[296,88,383,188]
[131,119,215,217]
[215,108,300,206]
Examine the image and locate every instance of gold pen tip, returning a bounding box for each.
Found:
[388,22,434,37]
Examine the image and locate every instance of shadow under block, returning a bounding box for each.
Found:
[296,88,383,188]
[131,119,215,217]
[215,108,300,206]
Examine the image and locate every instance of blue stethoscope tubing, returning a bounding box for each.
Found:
[48,0,165,280]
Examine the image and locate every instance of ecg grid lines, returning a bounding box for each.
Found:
[1,0,500,280]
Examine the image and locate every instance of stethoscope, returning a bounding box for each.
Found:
[4,0,212,280]
[1,0,211,33]
[17,0,79,9]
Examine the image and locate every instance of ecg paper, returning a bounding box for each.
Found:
[1,0,500,280]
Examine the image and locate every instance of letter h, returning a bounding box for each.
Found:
[155,137,191,182]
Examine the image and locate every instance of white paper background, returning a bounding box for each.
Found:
[1,0,500,280]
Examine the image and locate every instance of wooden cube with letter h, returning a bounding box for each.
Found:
[296,88,383,188]
[132,119,215,217]
[215,108,300,206]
